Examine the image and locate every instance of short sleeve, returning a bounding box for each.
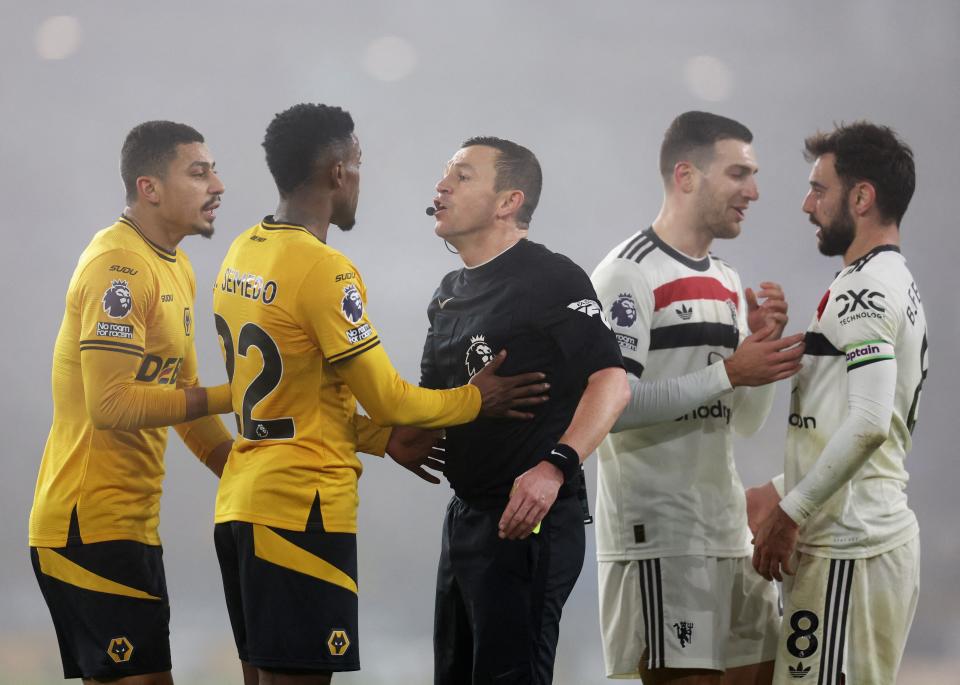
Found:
[536,266,624,379]
[820,271,900,372]
[591,258,654,378]
[77,249,156,359]
[297,254,381,364]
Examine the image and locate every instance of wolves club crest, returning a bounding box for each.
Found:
[102,280,133,319]
[341,284,363,324]
[610,293,637,327]
[465,334,495,378]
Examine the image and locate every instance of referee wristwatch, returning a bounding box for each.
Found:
[541,443,581,483]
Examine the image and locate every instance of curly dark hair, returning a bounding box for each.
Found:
[460,136,542,228]
[263,104,355,195]
[659,111,753,180]
[804,121,915,225]
[120,121,204,203]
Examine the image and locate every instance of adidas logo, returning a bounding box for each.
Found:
[788,662,811,679]
[676,303,693,320]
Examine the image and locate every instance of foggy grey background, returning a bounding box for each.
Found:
[2,1,957,683]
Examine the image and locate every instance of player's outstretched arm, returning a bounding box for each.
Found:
[611,328,803,433]
[498,366,629,540]
[336,345,548,429]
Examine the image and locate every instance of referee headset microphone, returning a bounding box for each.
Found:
[426,205,459,254]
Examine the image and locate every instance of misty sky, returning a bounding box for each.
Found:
[1,2,958,683]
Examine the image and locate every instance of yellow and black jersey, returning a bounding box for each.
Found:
[213,217,480,534]
[29,216,231,548]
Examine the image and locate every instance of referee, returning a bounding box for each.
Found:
[421,137,630,684]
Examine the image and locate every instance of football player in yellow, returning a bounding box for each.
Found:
[29,121,235,685]
[212,104,549,685]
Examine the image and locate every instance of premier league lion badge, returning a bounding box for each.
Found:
[102,279,133,319]
[341,284,363,324]
[610,293,637,327]
[465,334,495,378]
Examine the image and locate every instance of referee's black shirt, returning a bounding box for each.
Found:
[420,238,623,508]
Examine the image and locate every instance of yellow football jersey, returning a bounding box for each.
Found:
[212,217,479,533]
[29,216,231,547]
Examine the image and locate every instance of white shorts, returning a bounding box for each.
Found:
[772,535,920,685]
[599,555,780,677]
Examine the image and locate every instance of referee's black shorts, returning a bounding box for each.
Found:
[434,493,585,685]
[30,541,171,680]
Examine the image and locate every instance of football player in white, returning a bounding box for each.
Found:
[750,121,925,685]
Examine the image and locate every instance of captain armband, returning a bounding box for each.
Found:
[844,340,894,371]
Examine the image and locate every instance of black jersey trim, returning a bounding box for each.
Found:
[260,216,318,239]
[803,332,843,356]
[623,358,644,379]
[846,356,893,372]
[618,233,650,260]
[648,322,738,351]
[633,243,658,264]
[118,215,178,262]
[328,337,381,364]
[79,345,144,358]
[79,339,145,352]
[850,244,900,272]
[643,226,711,272]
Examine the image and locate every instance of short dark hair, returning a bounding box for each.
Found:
[263,103,355,195]
[461,136,542,228]
[804,121,915,225]
[659,111,753,179]
[120,121,204,203]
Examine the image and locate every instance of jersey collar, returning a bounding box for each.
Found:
[644,226,711,272]
[118,214,177,263]
[260,215,320,240]
[848,244,901,270]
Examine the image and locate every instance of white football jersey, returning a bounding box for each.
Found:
[592,227,759,560]
[787,246,925,558]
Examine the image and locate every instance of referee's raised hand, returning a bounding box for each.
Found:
[470,350,550,419]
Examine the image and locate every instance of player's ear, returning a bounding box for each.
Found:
[673,161,696,193]
[136,176,161,205]
[496,190,524,221]
[329,161,343,190]
[851,181,876,217]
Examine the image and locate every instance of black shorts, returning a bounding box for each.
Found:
[30,541,171,680]
[214,521,360,673]
[434,494,585,685]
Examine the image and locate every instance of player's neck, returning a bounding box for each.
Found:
[453,224,527,268]
[273,197,332,243]
[123,207,185,252]
[651,206,713,259]
[842,222,901,266]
